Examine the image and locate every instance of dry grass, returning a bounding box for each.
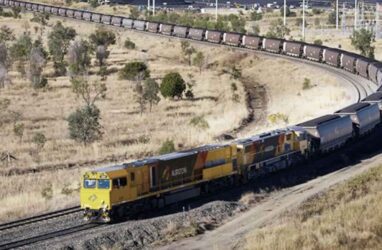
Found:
[0,12,347,222]
[245,164,382,250]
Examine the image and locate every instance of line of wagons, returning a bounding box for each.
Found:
[2,0,382,86]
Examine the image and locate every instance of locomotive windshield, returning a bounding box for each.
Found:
[98,179,110,189]
[83,179,96,188]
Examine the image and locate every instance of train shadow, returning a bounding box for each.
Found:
[115,125,382,223]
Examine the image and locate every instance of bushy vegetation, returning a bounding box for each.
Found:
[160,72,186,99]
[147,11,246,33]
[190,116,209,129]
[266,18,290,39]
[350,28,375,59]
[124,38,136,49]
[119,61,150,81]
[159,139,175,154]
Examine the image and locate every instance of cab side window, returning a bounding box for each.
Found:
[112,177,127,188]
[130,173,135,182]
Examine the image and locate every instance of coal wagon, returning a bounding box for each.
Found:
[323,48,341,67]
[101,15,112,25]
[160,24,174,35]
[336,103,380,136]
[111,16,122,26]
[147,22,160,33]
[173,26,188,38]
[297,115,353,153]
[355,57,371,78]
[242,35,262,49]
[188,28,205,41]
[206,30,222,43]
[362,92,382,117]
[283,41,304,57]
[223,33,241,46]
[341,53,359,73]
[121,18,133,28]
[91,13,101,23]
[262,38,283,53]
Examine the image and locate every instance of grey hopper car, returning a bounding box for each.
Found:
[133,20,146,31]
[262,38,283,53]
[51,7,59,15]
[9,0,15,6]
[223,33,241,46]
[82,12,91,21]
[379,85,382,92]
[368,63,382,85]
[101,15,112,25]
[44,5,51,13]
[173,26,188,38]
[335,103,380,136]
[19,1,26,8]
[341,53,358,73]
[362,92,382,116]
[188,28,205,41]
[160,24,173,35]
[74,10,83,19]
[355,57,371,78]
[242,35,262,49]
[323,48,341,67]
[111,16,122,26]
[297,114,353,153]
[38,4,45,12]
[303,45,324,62]
[147,22,160,33]
[0,0,5,5]
[206,30,222,43]
[25,2,32,10]
[66,9,75,18]
[121,18,133,28]
[31,4,38,11]
[58,8,66,16]
[91,13,101,23]
[283,41,303,57]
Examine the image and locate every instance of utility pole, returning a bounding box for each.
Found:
[216,0,218,21]
[376,3,380,38]
[302,0,305,40]
[336,0,339,29]
[354,0,358,29]
[342,2,346,32]
[284,0,286,26]
[153,0,155,15]
[147,0,150,13]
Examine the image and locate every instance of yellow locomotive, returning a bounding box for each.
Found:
[81,128,308,222]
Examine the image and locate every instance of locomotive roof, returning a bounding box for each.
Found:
[235,129,286,145]
[362,92,382,101]
[297,114,340,127]
[94,144,226,173]
[336,102,370,113]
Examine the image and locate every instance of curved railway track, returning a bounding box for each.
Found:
[0,1,378,248]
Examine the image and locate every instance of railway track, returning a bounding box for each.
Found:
[0,206,81,232]
[0,223,101,250]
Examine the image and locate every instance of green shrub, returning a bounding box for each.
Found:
[302,78,312,90]
[119,61,150,81]
[190,116,209,129]
[160,72,186,99]
[124,39,136,49]
[159,139,175,154]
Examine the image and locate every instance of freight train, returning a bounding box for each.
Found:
[3,0,382,222]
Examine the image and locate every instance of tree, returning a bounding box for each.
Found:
[134,83,146,115]
[350,28,375,58]
[119,61,150,81]
[124,38,136,49]
[180,41,195,66]
[0,43,9,69]
[67,39,93,76]
[32,132,46,151]
[13,123,24,142]
[71,76,107,107]
[143,78,160,111]
[327,11,340,26]
[95,45,109,68]
[193,51,205,74]
[67,105,102,145]
[89,27,116,48]
[0,25,14,43]
[280,6,291,17]
[10,33,33,77]
[160,72,186,99]
[28,47,47,89]
[266,18,290,39]
[130,7,140,19]
[48,21,77,76]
